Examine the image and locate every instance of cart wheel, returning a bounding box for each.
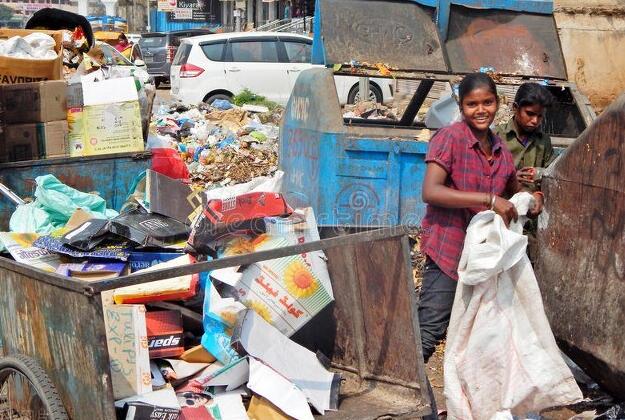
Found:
[0,354,68,420]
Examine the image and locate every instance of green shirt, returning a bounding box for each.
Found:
[494,118,555,170]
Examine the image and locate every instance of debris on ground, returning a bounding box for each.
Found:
[151,100,281,189]
[343,100,400,121]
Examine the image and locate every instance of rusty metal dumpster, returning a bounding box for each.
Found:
[535,93,625,399]
[0,227,432,419]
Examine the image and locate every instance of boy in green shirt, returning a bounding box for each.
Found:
[495,83,555,192]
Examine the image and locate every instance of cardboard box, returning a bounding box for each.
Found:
[41,120,68,158]
[145,310,184,359]
[3,120,68,162]
[128,251,185,272]
[0,29,63,84]
[66,82,83,109]
[82,77,138,106]
[103,304,152,400]
[3,123,41,162]
[0,80,67,124]
[68,101,144,157]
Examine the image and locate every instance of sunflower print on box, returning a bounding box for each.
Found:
[235,236,334,337]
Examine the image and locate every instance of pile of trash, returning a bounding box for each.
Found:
[151,101,282,189]
[343,100,400,121]
[0,170,338,419]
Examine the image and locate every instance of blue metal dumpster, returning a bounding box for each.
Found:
[0,152,151,230]
[281,0,594,228]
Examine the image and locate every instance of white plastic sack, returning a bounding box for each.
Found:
[444,192,582,419]
[0,34,57,60]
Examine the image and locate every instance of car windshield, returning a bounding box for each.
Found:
[99,43,132,66]
[139,35,166,48]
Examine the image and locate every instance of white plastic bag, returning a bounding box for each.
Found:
[444,193,582,419]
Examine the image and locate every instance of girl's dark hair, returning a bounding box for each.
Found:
[514,82,553,108]
[458,72,498,104]
[119,33,128,41]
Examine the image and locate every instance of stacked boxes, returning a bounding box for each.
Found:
[68,77,144,157]
[0,80,69,162]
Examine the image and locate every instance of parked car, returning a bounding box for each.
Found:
[139,29,215,87]
[170,32,393,106]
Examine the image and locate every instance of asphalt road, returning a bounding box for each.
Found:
[155,85,172,103]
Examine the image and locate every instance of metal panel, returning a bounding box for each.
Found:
[316,0,448,72]
[0,152,150,230]
[327,138,428,227]
[437,0,553,41]
[0,267,115,419]
[445,5,567,79]
[297,234,431,418]
[280,68,430,228]
[535,93,625,398]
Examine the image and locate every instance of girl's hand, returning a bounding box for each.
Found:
[517,167,536,184]
[493,196,518,226]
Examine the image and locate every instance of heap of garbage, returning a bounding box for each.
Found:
[0,169,336,419]
[343,100,400,121]
[151,100,282,189]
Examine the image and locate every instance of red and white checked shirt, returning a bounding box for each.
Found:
[421,121,516,280]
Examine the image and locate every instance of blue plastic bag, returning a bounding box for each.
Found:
[200,271,243,365]
[212,99,233,110]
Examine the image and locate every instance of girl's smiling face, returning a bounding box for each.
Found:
[460,87,498,133]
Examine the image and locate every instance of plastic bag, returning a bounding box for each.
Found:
[34,174,117,225]
[9,175,118,235]
[9,203,55,234]
[151,148,190,180]
[444,193,582,419]
[212,99,233,110]
[201,272,243,365]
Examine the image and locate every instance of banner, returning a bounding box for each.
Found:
[158,0,177,11]
[169,0,212,21]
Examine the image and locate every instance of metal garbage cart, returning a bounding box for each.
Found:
[0,227,432,419]
[280,0,595,228]
[0,152,151,230]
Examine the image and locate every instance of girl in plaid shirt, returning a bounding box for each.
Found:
[418,73,544,396]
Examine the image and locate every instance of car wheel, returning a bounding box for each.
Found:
[347,84,383,104]
[154,79,161,88]
[204,93,233,105]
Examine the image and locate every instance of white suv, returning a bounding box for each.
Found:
[170,32,393,106]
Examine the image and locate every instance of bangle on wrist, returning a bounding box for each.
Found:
[490,194,496,210]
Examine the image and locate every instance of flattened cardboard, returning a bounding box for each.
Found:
[129,251,185,273]
[115,388,181,420]
[232,310,340,414]
[82,77,138,106]
[103,304,152,400]
[180,345,216,364]
[247,395,291,420]
[146,169,203,225]
[0,80,67,123]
